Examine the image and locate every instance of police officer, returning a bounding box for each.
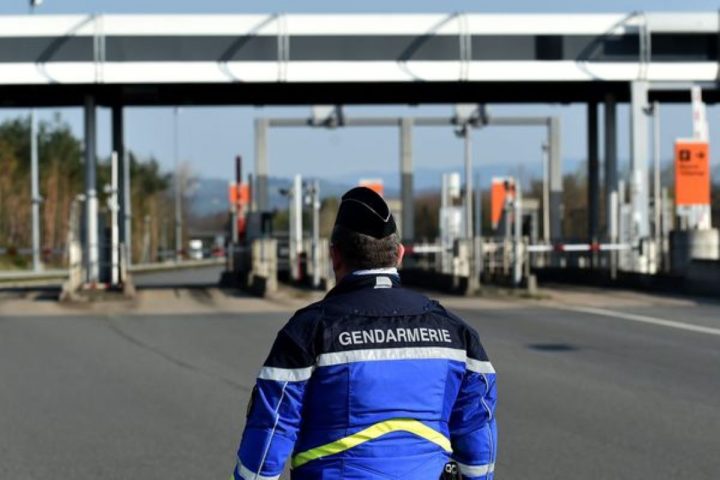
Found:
[232,187,497,480]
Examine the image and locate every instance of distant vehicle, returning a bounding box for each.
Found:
[188,239,204,260]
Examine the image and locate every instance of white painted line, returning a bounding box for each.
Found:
[558,305,720,337]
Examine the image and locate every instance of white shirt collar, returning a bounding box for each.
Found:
[351,267,399,276]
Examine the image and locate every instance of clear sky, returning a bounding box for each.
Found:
[1,0,719,191]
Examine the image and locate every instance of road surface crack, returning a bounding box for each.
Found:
[104,316,252,393]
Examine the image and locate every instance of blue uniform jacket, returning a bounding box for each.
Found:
[233,269,497,480]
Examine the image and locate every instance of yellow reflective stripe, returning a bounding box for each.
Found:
[291,418,451,469]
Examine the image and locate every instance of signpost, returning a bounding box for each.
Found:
[674,139,711,230]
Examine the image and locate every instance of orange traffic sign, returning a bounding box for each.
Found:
[675,140,710,206]
[228,183,250,207]
[491,177,515,229]
[359,179,384,197]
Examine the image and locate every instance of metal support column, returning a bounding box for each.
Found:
[111,105,129,256]
[29,0,42,272]
[630,81,650,240]
[255,118,269,212]
[541,143,550,244]
[652,101,661,248]
[548,116,562,242]
[399,118,414,242]
[110,152,120,285]
[311,179,321,289]
[463,125,473,240]
[174,107,183,261]
[122,130,132,266]
[84,95,99,283]
[474,172,483,281]
[513,186,523,286]
[587,102,600,246]
[30,108,42,272]
[289,174,303,282]
[604,94,618,242]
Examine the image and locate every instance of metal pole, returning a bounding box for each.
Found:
[400,118,414,242]
[174,107,182,261]
[587,102,599,244]
[548,116,562,242]
[440,173,448,273]
[111,105,129,265]
[29,0,41,272]
[123,141,132,267]
[630,81,650,242]
[30,108,42,272]
[255,118,269,212]
[588,102,600,269]
[513,185,523,286]
[248,173,254,213]
[653,101,661,251]
[463,124,478,292]
[541,143,550,245]
[232,155,242,245]
[312,179,320,289]
[474,172,481,238]
[661,186,670,271]
[617,179,626,272]
[610,191,619,279]
[464,125,473,239]
[604,94,618,243]
[110,151,119,285]
[474,172,482,282]
[230,180,239,245]
[289,174,303,282]
[84,95,99,283]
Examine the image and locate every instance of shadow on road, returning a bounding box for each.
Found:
[0,286,61,301]
[527,343,579,352]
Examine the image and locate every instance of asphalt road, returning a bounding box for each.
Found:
[0,279,718,479]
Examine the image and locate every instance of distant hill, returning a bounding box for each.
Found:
[328,158,587,194]
[188,157,641,217]
[188,176,354,216]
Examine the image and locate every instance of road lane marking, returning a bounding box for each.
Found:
[557,305,720,337]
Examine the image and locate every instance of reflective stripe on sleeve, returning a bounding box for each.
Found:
[317,347,467,367]
[235,460,281,480]
[257,366,314,382]
[291,418,452,469]
[466,358,495,374]
[456,461,495,477]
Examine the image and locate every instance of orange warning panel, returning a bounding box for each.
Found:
[491,178,514,229]
[675,140,711,206]
[228,184,250,207]
[359,179,384,197]
[238,184,250,206]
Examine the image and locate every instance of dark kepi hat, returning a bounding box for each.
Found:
[334,187,397,239]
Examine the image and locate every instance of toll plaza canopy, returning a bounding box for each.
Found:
[3,11,720,107]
